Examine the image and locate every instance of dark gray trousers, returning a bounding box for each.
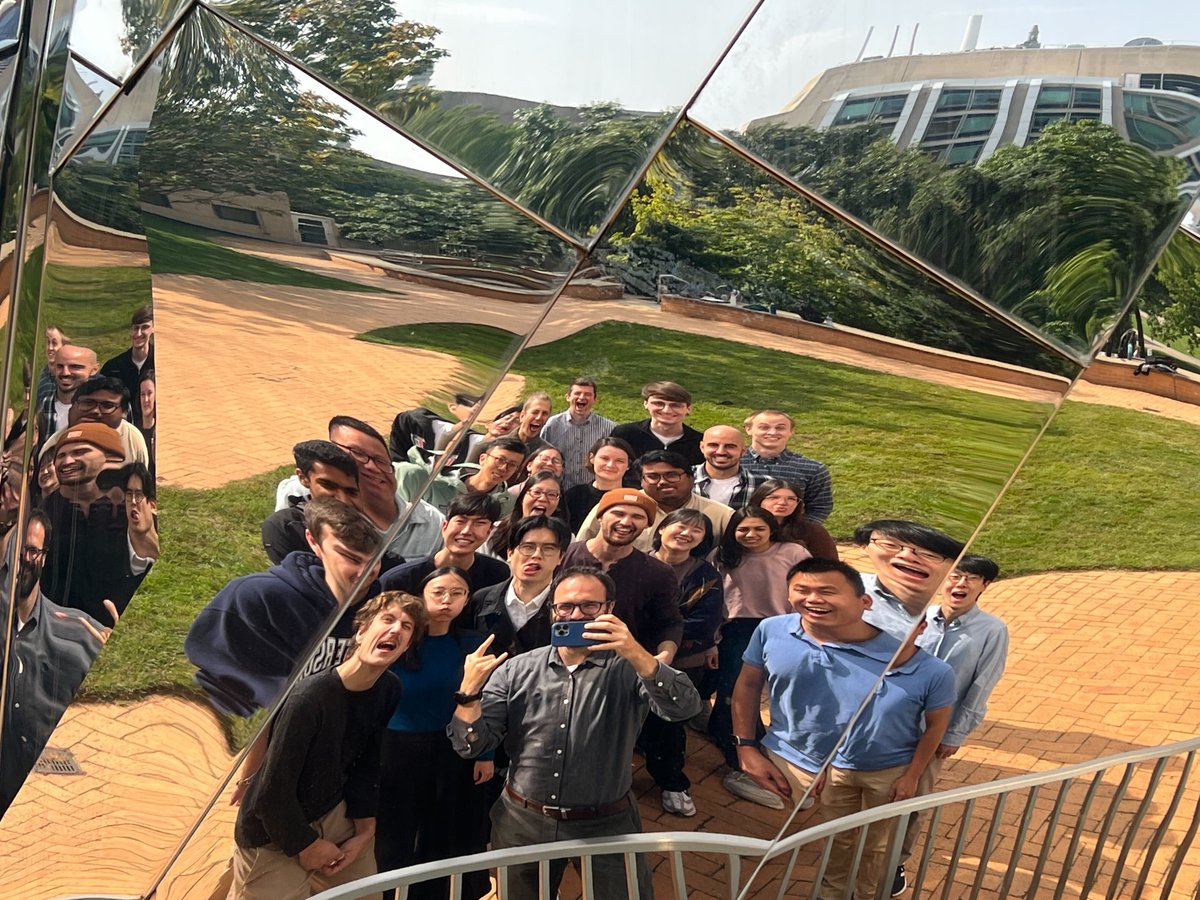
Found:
[490,792,654,900]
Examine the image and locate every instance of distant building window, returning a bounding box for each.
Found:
[296,217,329,245]
[831,93,907,138]
[117,128,146,163]
[1139,73,1200,98]
[1028,84,1104,139]
[1123,91,1200,151]
[212,204,260,225]
[921,88,1001,165]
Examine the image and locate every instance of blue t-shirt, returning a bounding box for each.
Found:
[743,614,955,772]
[387,631,484,733]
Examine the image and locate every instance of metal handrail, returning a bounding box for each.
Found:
[310,736,1200,900]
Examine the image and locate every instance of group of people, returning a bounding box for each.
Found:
[0,310,159,813]
[181,375,1009,900]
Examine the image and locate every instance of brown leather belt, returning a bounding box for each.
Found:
[504,785,631,821]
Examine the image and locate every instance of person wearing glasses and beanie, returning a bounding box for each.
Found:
[449,567,702,900]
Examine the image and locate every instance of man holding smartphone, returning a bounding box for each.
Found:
[448,566,702,900]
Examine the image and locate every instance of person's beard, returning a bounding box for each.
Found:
[16,558,42,599]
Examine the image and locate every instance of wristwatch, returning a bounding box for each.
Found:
[453,690,483,705]
[732,736,761,747]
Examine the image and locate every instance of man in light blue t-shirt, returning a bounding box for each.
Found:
[732,558,954,900]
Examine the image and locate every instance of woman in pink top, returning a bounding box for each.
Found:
[711,507,811,802]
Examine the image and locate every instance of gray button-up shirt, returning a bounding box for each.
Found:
[860,573,926,641]
[917,604,1009,746]
[448,647,701,806]
[539,411,616,491]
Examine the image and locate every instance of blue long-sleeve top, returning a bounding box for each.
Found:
[387,630,494,760]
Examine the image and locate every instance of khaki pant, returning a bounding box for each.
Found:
[765,748,820,808]
[899,756,944,864]
[228,801,381,900]
[820,764,910,900]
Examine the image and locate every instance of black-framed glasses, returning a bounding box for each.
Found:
[870,537,948,564]
[74,398,122,414]
[526,489,561,502]
[334,442,389,470]
[484,453,522,471]
[22,545,47,562]
[552,600,610,618]
[125,489,148,503]
[642,471,686,484]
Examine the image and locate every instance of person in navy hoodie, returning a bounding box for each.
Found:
[185,497,384,801]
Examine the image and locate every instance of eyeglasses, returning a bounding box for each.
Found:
[947,571,984,585]
[334,442,389,471]
[552,600,610,618]
[515,541,562,558]
[647,400,688,411]
[124,489,148,503]
[427,588,468,600]
[75,398,122,414]
[484,453,522,471]
[526,489,560,501]
[22,545,47,562]
[642,471,686,484]
[869,537,948,564]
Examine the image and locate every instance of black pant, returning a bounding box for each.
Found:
[638,712,689,792]
[708,618,764,769]
[376,730,492,900]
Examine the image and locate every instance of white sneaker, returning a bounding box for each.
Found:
[662,789,697,817]
[722,771,785,809]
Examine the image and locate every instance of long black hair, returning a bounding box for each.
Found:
[717,505,781,570]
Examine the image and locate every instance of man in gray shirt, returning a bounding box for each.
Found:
[448,566,702,900]
[540,377,615,490]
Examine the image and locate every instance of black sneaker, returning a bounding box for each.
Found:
[891,864,908,896]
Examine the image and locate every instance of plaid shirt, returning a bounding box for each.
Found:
[692,465,764,510]
[739,448,834,521]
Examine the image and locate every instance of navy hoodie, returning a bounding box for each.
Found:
[184,551,380,717]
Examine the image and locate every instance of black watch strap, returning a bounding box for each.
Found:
[732,736,760,747]
[454,690,483,705]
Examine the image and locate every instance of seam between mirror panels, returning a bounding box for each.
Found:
[50,0,200,175]
[139,241,590,899]
[684,114,1089,372]
[1086,215,1197,361]
[196,0,588,255]
[69,49,122,87]
[582,0,769,255]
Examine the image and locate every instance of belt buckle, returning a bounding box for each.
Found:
[541,804,564,818]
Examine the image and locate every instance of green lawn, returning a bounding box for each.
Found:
[144,215,390,293]
[87,319,1200,702]
[972,402,1200,574]
[377,321,1055,540]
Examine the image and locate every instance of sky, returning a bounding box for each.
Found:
[66,0,1200,169]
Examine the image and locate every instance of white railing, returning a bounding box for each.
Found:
[306,737,1200,900]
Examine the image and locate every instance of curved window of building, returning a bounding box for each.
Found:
[1123,91,1200,151]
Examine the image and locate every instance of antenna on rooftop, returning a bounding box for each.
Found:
[855,26,874,62]
[909,23,920,55]
[887,25,900,57]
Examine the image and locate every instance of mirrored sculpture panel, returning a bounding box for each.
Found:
[690,0,1198,357]
[0,5,584,895]
[202,0,761,241]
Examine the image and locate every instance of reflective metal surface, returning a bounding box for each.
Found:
[690,0,1198,356]
[0,1,1197,898]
